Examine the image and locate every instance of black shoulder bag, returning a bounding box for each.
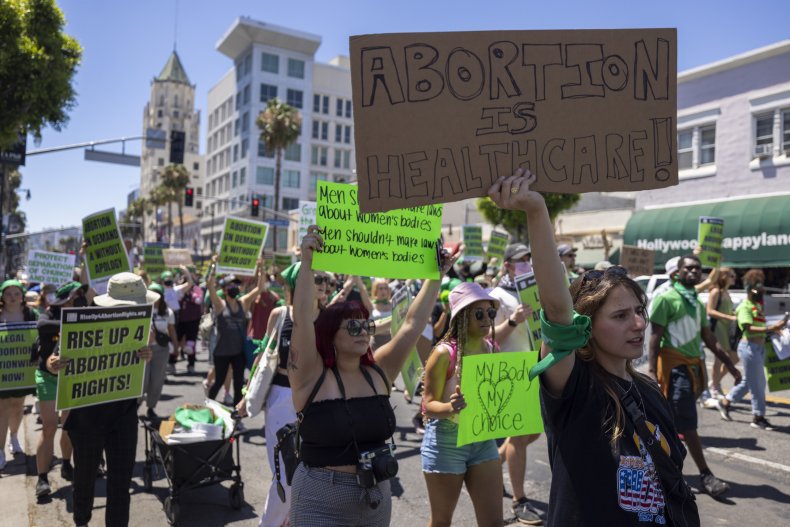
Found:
[621,389,700,527]
[273,367,328,503]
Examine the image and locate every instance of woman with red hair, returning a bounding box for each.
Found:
[287,225,457,526]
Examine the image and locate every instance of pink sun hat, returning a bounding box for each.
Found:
[448,282,500,322]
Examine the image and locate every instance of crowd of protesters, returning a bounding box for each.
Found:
[0,170,788,527]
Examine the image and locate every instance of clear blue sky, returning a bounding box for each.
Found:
[18,0,790,232]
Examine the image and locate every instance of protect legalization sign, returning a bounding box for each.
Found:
[26,250,76,286]
[56,305,153,411]
[457,352,543,447]
[0,322,38,391]
[313,181,443,279]
[216,217,269,276]
[82,208,131,294]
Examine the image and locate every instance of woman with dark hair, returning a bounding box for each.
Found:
[716,278,789,430]
[287,225,457,526]
[142,283,178,419]
[706,267,738,397]
[420,281,504,527]
[488,169,699,527]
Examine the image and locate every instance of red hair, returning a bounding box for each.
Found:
[314,301,376,368]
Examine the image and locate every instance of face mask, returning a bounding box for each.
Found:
[226,286,240,298]
[46,293,56,304]
[513,262,533,276]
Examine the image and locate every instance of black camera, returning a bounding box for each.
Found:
[356,443,398,489]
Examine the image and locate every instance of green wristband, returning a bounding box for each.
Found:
[528,310,591,380]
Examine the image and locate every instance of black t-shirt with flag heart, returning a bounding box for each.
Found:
[540,358,686,527]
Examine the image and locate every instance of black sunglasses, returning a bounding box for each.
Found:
[472,307,498,321]
[581,266,628,285]
[314,275,329,285]
[345,318,376,337]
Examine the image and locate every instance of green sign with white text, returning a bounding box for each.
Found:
[313,181,443,279]
[486,231,508,263]
[217,217,269,276]
[0,322,38,391]
[56,305,153,411]
[457,352,543,447]
[82,208,131,294]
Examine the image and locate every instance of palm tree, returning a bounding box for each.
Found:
[161,164,190,245]
[256,98,301,251]
[149,185,174,243]
[122,197,152,243]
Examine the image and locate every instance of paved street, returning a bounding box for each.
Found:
[1,347,789,526]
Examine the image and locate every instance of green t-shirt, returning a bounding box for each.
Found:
[736,299,766,341]
[650,286,708,358]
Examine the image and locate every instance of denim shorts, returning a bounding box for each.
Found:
[421,418,499,474]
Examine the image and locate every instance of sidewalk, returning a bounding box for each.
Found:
[0,395,35,527]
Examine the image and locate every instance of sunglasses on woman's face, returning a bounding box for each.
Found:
[472,307,498,321]
[581,265,628,285]
[345,318,376,336]
[314,275,328,285]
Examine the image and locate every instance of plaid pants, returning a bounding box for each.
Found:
[69,416,138,526]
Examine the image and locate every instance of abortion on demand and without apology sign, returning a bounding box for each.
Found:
[350,29,678,213]
[56,305,153,411]
[312,181,443,279]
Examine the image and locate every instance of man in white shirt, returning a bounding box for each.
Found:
[487,243,543,525]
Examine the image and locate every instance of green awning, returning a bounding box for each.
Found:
[623,194,790,269]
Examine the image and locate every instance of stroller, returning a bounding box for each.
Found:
[139,414,245,525]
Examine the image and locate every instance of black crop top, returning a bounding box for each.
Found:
[299,365,396,467]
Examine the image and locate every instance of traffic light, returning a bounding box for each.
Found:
[169,130,185,164]
[184,187,194,207]
[251,196,260,217]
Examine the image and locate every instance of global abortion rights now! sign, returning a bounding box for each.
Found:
[350,28,678,213]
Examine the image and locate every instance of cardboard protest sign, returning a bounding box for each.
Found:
[216,217,269,276]
[486,231,509,263]
[56,305,153,410]
[143,242,168,276]
[162,248,193,267]
[766,340,790,392]
[620,245,656,277]
[351,29,678,213]
[457,352,543,447]
[515,273,543,350]
[698,217,724,268]
[82,208,131,294]
[26,250,76,286]
[274,253,295,270]
[312,181,443,279]
[462,225,484,261]
[391,286,422,396]
[297,200,317,244]
[0,322,38,391]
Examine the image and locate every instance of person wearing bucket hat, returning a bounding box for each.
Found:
[140,283,178,420]
[60,272,155,527]
[31,281,89,498]
[489,168,701,526]
[236,259,327,527]
[420,281,504,526]
[0,279,38,473]
[286,225,459,526]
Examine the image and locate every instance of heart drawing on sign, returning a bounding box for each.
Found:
[477,373,515,423]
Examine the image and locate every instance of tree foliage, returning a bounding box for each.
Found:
[0,0,82,148]
[256,98,301,251]
[476,192,581,243]
[157,164,190,245]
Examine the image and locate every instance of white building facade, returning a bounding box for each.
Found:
[202,17,355,253]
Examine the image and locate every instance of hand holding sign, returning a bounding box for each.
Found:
[488,169,544,213]
[301,225,325,261]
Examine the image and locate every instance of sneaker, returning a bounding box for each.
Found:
[223,392,234,406]
[702,397,720,409]
[8,435,23,455]
[716,399,732,421]
[146,408,158,420]
[187,365,195,375]
[35,479,51,498]
[751,416,775,431]
[701,472,729,497]
[512,497,543,525]
[60,460,73,481]
[708,383,723,398]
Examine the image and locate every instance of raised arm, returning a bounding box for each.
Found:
[240,260,265,310]
[488,169,575,396]
[373,251,458,382]
[289,226,325,394]
[206,262,225,314]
